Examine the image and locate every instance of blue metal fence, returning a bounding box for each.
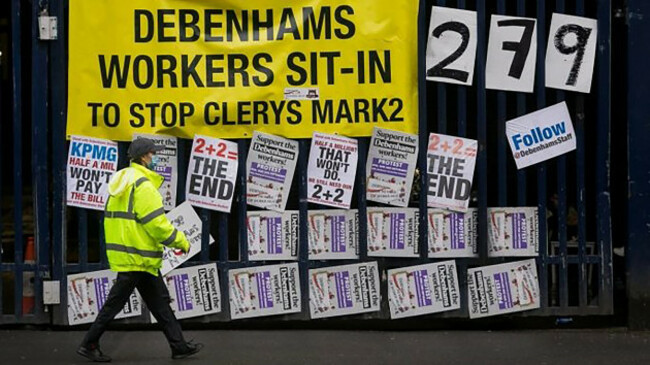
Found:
[0,0,613,325]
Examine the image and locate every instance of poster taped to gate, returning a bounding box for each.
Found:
[308,209,359,260]
[487,207,539,257]
[367,207,419,258]
[307,132,358,209]
[67,0,419,141]
[388,261,460,319]
[246,132,299,212]
[66,135,118,211]
[186,135,238,212]
[426,133,477,212]
[132,133,178,211]
[366,127,418,207]
[506,101,576,169]
[155,264,221,321]
[228,263,301,319]
[428,208,478,258]
[309,262,380,319]
[161,202,215,276]
[247,210,299,261]
[467,259,540,318]
[67,270,142,326]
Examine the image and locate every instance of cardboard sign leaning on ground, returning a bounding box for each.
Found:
[186,135,238,212]
[388,261,461,319]
[308,209,359,260]
[246,131,299,212]
[426,133,477,212]
[160,202,215,276]
[67,270,142,325]
[506,101,576,169]
[366,127,418,207]
[467,259,540,318]
[228,263,301,320]
[247,210,299,261]
[487,207,539,257]
[426,6,478,86]
[428,208,478,258]
[132,133,178,211]
[307,132,358,209]
[66,135,118,211]
[309,262,380,319]
[367,207,419,258]
[155,264,221,321]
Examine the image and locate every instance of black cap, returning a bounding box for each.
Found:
[128,137,164,160]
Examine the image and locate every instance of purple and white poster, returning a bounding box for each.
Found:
[67,270,142,325]
[467,259,540,318]
[428,208,478,258]
[247,210,299,261]
[387,261,460,319]
[487,207,539,257]
[228,263,301,320]
[367,208,419,258]
[366,127,418,207]
[308,210,359,260]
[158,264,221,320]
[246,131,299,212]
[133,133,178,211]
[309,262,380,319]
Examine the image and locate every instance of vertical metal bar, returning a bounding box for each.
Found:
[516,0,527,207]
[476,0,488,263]
[0,41,4,317]
[237,139,247,262]
[418,0,429,259]
[297,140,309,318]
[456,0,467,139]
[357,138,369,260]
[201,209,212,262]
[435,0,447,137]
[535,0,549,308]
[596,0,613,311]
[496,0,507,207]
[78,210,88,271]
[11,0,24,318]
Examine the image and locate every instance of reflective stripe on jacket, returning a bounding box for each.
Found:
[104,163,189,276]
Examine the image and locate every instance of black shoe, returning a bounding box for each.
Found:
[171,342,204,360]
[77,344,112,362]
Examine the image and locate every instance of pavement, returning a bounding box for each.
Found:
[1,329,649,365]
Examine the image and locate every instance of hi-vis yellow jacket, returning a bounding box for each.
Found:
[104,163,189,276]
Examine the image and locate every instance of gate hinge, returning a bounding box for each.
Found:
[38,10,58,41]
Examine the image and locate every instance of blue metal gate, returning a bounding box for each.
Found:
[0,0,613,325]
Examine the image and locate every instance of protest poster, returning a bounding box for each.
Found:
[486,15,538,93]
[367,208,419,258]
[247,210,299,261]
[426,6,478,86]
[156,264,221,321]
[467,259,540,318]
[66,135,118,211]
[308,210,359,260]
[545,13,598,93]
[487,207,539,257]
[506,101,576,169]
[309,262,380,319]
[67,270,142,325]
[246,131,299,212]
[307,132,358,209]
[132,133,178,210]
[387,261,460,319]
[366,127,418,207]
[161,202,215,276]
[228,263,301,320]
[428,208,478,258]
[67,1,419,141]
[186,135,238,212]
[426,133,477,212]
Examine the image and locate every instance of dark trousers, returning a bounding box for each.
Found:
[82,271,186,352]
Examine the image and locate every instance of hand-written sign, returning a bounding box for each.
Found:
[426,133,477,212]
[186,135,238,212]
[307,132,358,209]
[66,135,118,211]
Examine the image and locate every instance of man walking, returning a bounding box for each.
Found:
[77,138,203,362]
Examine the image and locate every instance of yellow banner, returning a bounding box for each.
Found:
[67,0,419,141]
